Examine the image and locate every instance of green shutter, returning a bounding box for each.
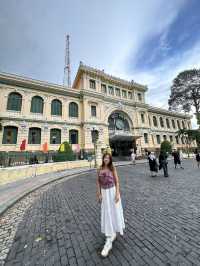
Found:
[7,93,22,111]
[51,100,62,116]
[31,96,43,113]
[69,102,78,117]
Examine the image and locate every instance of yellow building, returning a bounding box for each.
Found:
[0,62,192,158]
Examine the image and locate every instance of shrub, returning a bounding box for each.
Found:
[160,140,172,154]
[52,141,75,162]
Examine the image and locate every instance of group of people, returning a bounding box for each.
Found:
[148,149,187,177]
[148,150,169,177]
[147,148,200,177]
[96,148,200,258]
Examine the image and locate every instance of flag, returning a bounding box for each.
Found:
[43,142,48,152]
[20,139,26,151]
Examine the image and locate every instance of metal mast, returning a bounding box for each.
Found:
[63,34,71,87]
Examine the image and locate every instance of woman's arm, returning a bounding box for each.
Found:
[96,168,102,202]
[113,166,120,202]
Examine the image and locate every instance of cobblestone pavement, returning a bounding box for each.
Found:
[1,159,200,266]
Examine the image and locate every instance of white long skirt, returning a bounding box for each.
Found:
[101,185,125,237]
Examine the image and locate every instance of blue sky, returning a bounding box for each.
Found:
[0,0,199,127]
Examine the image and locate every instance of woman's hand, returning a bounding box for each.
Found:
[96,192,102,203]
[115,191,120,203]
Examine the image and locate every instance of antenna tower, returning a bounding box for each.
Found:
[63,34,71,87]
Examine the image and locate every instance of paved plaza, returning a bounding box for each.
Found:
[1,159,200,266]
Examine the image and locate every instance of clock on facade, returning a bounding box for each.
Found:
[116,119,124,130]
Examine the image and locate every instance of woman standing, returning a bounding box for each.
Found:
[96,153,125,257]
[148,152,158,177]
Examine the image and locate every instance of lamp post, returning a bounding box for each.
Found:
[91,127,99,168]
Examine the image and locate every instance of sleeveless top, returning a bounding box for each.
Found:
[98,168,115,189]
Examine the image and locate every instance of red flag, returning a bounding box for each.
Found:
[20,139,26,151]
[43,142,48,153]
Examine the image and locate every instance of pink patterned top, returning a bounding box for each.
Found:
[98,168,116,189]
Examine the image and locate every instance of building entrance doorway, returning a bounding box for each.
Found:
[108,111,136,160]
[110,139,135,157]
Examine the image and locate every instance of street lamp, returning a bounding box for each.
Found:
[91,127,99,168]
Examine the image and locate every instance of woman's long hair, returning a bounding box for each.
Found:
[101,152,114,172]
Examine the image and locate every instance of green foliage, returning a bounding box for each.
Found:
[52,141,75,162]
[52,152,76,162]
[178,129,200,147]
[58,141,73,153]
[160,140,172,153]
[168,69,200,127]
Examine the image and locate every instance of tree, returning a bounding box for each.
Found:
[160,140,172,154]
[178,129,200,149]
[168,69,200,127]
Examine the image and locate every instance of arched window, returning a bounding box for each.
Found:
[108,112,130,131]
[160,117,164,128]
[31,96,44,113]
[50,129,61,144]
[28,127,41,144]
[69,129,78,144]
[7,92,22,111]
[153,116,158,127]
[2,126,18,144]
[166,118,170,129]
[172,119,176,129]
[51,99,62,116]
[69,102,78,117]
[177,120,181,129]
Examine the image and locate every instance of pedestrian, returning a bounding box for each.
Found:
[196,151,200,168]
[131,150,136,165]
[148,152,158,177]
[179,150,184,167]
[172,149,184,169]
[96,153,125,257]
[159,150,169,177]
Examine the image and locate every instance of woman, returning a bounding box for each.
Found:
[96,153,125,257]
[196,151,200,168]
[148,152,158,177]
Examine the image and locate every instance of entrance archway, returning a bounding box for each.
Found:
[108,111,136,158]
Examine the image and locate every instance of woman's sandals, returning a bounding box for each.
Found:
[101,234,117,257]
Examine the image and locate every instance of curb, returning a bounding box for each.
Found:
[0,168,95,217]
[0,161,148,216]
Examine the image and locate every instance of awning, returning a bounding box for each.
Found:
[109,130,142,141]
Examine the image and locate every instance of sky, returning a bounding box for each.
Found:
[0,0,200,127]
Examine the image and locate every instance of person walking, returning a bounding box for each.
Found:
[159,150,169,177]
[96,153,125,257]
[148,152,158,177]
[196,151,200,168]
[172,149,184,169]
[131,151,136,165]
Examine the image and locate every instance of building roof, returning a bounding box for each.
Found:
[147,105,192,119]
[73,62,148,92]
[0,72,80,97]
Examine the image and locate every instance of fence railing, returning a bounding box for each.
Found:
[0,150,95,168]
